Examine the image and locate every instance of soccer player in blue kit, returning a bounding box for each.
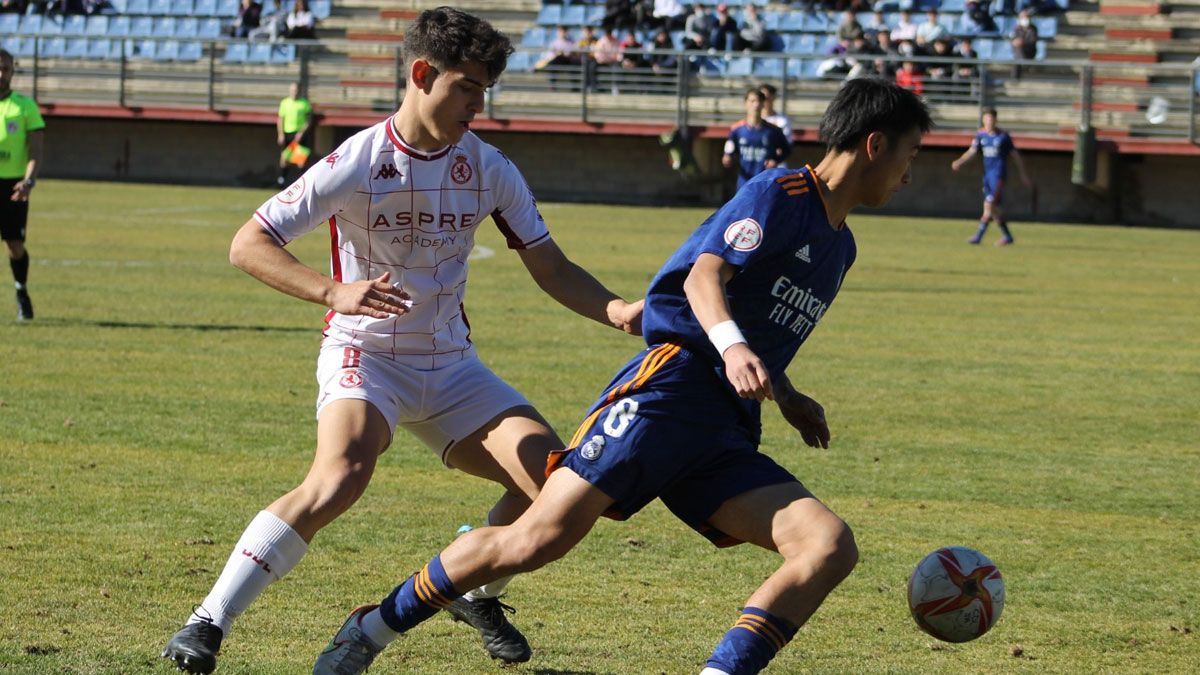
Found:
[313,78,932,675]
[723,87,790,191]
[951,107,1032,246]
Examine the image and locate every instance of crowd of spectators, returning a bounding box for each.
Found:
[601,2,781,53]
[230,0,316,40]
[0,0,111,14]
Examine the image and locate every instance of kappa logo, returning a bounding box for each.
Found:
[450,154,473,184]
[795,245,811,263]
[724,218,763,252]
[339,371,364,388]
[579,435,605,461]
[373,163,400,180]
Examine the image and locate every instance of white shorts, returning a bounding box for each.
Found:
[315,345,531,465]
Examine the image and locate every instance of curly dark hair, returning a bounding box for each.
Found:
[403,7,514,82]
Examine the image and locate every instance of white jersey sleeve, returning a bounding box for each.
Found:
[253,135,367,245]
[486,149,550,250]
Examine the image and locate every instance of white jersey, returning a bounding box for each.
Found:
[255,118,550,368]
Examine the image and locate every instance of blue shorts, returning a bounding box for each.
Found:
[983,174,1006,205]
[547,343,798,547]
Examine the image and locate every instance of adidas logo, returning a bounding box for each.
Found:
[795,245,811,263]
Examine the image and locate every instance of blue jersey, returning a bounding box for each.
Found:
[642,165,857,388]
[726,121,790,189]
[973,129,1014,181]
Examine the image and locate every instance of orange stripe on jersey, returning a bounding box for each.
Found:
[565,344,682,449]
[734,614,786,650]
[785,187,809,196]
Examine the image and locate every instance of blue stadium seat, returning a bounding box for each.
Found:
[778,11,805,33]
[13,36,34,58]
[786,33,816,55]
[40,37,66,58]
[86,15,108,36]
[753,58,784,78]
[107,16,131,37]
[1035,39,1047,60]
[506,50,533,72]
[270,43,295,62]
[585,5,604,25]
[521,27,547,48]
[0,14,18,34]
[215,0,239,17]
[536,5,561,26]
[246,42,272,63]
[761,10,781,31]
[126,0,150,14]
[175,17,198,37]
[130,17,154,36]
[64,37,88,58]
[725,56,753,76]
[149,0,173,14]
[311,0,331,19]
[223,41,248,62]
[152,17,177,37]
[178,40,203,61]
[86,38,113,60]
[62,15,87,35]
[193,0,217,15]
[131,39,157,58]
[972,37,993,58]
[561,5,585,25]
[991,39,1013,60]
[941,0,965,11]
[155,39,180,60]
[1033,16,1057,39]
[802,12,831,33]
[198,17,221,38]
[107,0,128,12]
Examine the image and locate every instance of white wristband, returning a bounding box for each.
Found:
[707,320,747,357]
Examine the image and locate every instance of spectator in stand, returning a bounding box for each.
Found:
[1011,9,1038,77]
[917,9,948,45]
[537,25,577,68]
[284,0,316,40]
[603,0,636,33]
[962,1,998,33]
[592,27,622,89]
[0,0,22,13]
[735,3,771,51]
[864,10,889,40]
[1019,0,1061,15]
[896,60,924,96]
[891,10,917,42]
[721,87,789,190]
[873,30,898,77]
[846,34,880,79]
[954,37,979,81]
[710,3,737,51]
[647,27,679,74]
[925,38,954,82]
[250,0,288,41]
[836,10,864,43]
[654,0,687,31]
[619,30,646,69]
[816,38,850,78]
[230,0,262,38]
[758,83,792,165]
[683,3,714,50]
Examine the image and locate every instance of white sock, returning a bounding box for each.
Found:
[700,668,731,675]
[359,607,401,647]
[187,510,308,635]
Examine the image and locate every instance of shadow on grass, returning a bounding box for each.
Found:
[39,317,316,333]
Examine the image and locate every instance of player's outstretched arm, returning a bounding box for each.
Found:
[229,218,410,319]
[950,145,977,171]
[684,253,773,402]
[517,238,643,335]
[774,374,830,449]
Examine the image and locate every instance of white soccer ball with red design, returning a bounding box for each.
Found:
[907,546,1005,643]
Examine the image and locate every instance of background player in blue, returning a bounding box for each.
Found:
[722,87,790,191]
[951,107,1032,246]
[313,78,932,675]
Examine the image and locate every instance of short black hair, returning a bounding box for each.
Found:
[759,83,777,97]
[0,49,12,64]
[403,7,513,82]
[981,106,998,118]
[817,77,933,152]
[745,87,764,102]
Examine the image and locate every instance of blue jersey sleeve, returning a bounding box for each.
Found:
[694,175,796,270]
[1000,133,1014,157]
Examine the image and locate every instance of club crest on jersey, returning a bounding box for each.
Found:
[450,154,473,184]
[374,163,400,181]
[6,121,17,134]
[277,176,306,204]
[579,435,605,461]
[724,218,763,252]
[339,370,364,388]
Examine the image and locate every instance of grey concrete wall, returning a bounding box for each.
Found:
[39,116,1198,228]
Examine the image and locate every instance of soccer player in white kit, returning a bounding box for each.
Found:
[161,8,643,674]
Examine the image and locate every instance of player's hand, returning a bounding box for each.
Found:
[721,154,734,169]
[723,343,773,402]
[328,272,411,319]
[10,181,30,202]
[951,160,963,172]
[277,132,285,145]
[777,389,829,449]
[608,298,644,336]
[764,159,778,169]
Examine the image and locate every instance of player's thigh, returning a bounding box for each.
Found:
[509,466,613,559]
[708,481,848,557]
[310,398,392,482]
[444,405,561,500]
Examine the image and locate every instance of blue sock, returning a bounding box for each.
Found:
[378,555,461,633]
[705,607,798,675]
[974,221,989,239]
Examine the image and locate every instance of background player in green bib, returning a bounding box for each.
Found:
[0,49,44,322]
[276,81,312,187]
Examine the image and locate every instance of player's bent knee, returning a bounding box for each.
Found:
[300,466,373,518]
[498,527,573,572]
[819,520,859,581]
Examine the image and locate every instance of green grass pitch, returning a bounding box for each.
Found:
[0,179,1197,673]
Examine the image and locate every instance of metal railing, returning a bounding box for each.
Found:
[8,37,1199,144]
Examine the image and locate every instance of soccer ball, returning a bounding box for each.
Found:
[907,546,1005,643]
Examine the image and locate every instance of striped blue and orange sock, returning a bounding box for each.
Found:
[704,607,799,675]
[378,555,461,634]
